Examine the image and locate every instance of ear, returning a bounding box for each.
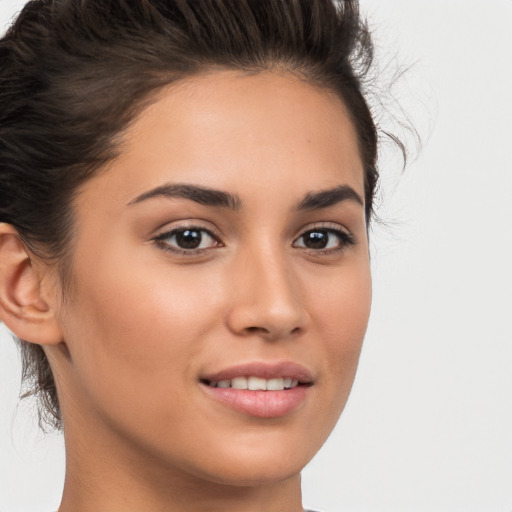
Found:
[0,223,63,345]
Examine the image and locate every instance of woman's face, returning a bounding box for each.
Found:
[49,71,371,486]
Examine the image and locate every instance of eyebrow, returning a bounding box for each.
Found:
[297,185,363,211]
[128,183,242,209]
[128,182,363,211]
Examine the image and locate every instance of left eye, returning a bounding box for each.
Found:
[293,229,352,251]
[155,227,220,252]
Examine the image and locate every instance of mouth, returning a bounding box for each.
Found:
[201,376,306,390]
[199,361,314,418]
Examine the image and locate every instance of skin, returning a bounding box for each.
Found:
[0,71,371,511]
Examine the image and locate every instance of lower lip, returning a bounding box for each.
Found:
[201,384,309,418]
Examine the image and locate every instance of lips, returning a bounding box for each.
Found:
[199,361,313,418]
[200,361,314,385]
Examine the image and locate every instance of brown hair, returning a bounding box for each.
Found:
[0,0,381,430]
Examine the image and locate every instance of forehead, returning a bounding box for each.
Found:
[78,70,364,209]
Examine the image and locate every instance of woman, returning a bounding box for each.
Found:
[0,1,383,510]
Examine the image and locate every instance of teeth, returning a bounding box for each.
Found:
[208,376,299,390]
[248,376,267,390]
[231,377,248,389]
[266,378,284,391]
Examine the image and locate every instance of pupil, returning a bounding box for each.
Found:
[176,230,202,249]
[305,230,328,249]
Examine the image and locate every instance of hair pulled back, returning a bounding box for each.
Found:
[0,0,378,430]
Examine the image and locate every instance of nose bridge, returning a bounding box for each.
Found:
[227,239,307,339]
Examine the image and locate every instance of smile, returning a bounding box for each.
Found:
[205,376,300,390]
[200,362,313,418]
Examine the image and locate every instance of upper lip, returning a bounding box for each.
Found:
[200,361,314,384]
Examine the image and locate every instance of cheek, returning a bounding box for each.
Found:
[70,248,218,350]
[313,257,371,336]
[310,260,371,392]
[60,251,225,416]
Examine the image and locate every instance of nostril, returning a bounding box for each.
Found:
[241,324,303,340]
[245,326,269,334]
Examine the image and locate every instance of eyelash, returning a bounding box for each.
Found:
[293,226,356,255]
[153,224,355,256]
[153,225,222,255]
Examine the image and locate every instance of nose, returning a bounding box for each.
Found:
[225,247,309,341]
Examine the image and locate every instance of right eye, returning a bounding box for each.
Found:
[154,226,222,254]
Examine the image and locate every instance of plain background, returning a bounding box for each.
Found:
[0,1,511,511]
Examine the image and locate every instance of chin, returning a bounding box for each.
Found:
[192,454,306,488]
[163,424,328,488]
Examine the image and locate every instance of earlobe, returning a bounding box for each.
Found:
[0,223,63,345]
